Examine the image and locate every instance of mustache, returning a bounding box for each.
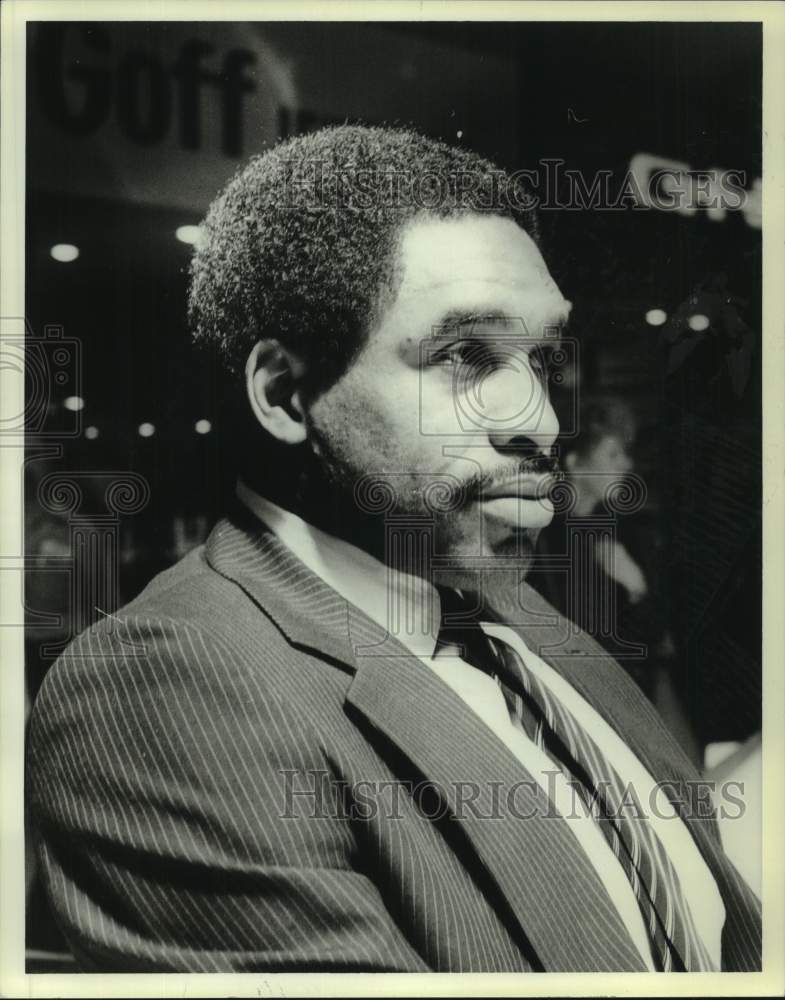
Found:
[355,454,564,513]
[473,454,562,492]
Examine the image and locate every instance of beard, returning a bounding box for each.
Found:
[295,423,543,593]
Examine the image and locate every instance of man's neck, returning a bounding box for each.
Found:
[243,462,390,562]
[236,479,443,657]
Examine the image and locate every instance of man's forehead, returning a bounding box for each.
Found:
[394,214,570,315]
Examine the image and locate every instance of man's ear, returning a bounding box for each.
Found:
[245,340,308,445]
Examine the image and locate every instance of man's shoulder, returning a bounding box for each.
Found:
[27,528,338,789]
[31,527,297,722]
[120,538,240,627]
[100,516,281,644]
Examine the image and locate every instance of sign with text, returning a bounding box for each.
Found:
[27,22,518,215]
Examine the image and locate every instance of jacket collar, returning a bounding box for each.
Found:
[205,501,359,669]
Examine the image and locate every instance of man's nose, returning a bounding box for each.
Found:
[482,366,560,458]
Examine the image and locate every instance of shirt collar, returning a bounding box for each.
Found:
[236,479,443,658]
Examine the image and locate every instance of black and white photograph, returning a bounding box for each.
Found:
[1,1,783,994]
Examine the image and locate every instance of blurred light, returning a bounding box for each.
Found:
[85,425,99,440]
[195,419,212,435]
[50,243,79,263]
[63,395,84,412]
[176,225,202,246]
[138,422,156,438]
[688,313,710,332]
[645,308,667,326]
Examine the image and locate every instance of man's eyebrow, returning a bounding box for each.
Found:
[432,309,520,334]
[431,308,570,340]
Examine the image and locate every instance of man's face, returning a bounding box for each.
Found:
[305,213,572,585]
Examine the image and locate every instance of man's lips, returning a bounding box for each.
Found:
[480,472,558,501]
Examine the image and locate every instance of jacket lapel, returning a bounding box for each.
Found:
[344,636,648,971]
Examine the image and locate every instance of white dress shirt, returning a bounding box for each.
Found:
[237,480,724,970]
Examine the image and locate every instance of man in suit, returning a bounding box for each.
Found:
[27,126,761,973]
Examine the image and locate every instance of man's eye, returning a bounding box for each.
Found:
[432,341,497,368]
[431,340,554,381]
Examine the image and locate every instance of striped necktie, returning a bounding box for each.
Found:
[488,626,715,972]
[436,587,542,742]
[437,588,714,972]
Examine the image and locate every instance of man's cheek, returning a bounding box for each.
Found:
[419,388,464,436]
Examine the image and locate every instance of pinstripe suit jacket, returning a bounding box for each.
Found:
[27,503,761,973]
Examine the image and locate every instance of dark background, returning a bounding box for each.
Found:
[24,25,762,953]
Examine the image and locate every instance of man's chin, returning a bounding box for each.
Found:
[431,520,541,594]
